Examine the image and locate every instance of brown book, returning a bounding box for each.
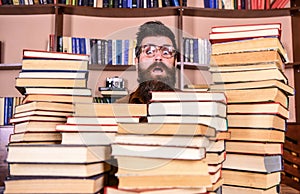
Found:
[228,128,285,143]
[227,114,286,131]
[222,170,281,189]
[211,68,288,84]
[22,94,93,104]
[13,110,72,118]
[210,79,294,96]
[74,103,147,117]
[226,141,283,155]
[10,115,67,124]
[56,123,118,132]
[210,50,283,67]
[117,123,216,137]
[20,87,92,96]
[6,144,111,163]
[4,174,104,194]
[14,121,65,133]
[227,102,289,119]
[8,162,110,177]
[23,49,89,61]
[211,37,288,63]
[223,153,282,173]
[222,184,279,194]
[22,59,88,71]
[117,174,212,189]
[209,62,284,73]
[115,156,210,176]
[15,77,87,88]
[104,186,207,194]
[203,151,226,165]
[15,101,74,113]
[9,132,62,143]
[224,88,288,108]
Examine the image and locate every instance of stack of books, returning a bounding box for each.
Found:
[209,23,295,194]
[4,49,106,194]
[109,91,229,193]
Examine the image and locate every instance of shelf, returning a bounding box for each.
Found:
[177,62,209,70]
[0,5,299,18]
[0,5,56,15]
[88,64,136,71]
[0,63,22,70]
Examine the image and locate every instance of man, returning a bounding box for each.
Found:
[117,21,178,103]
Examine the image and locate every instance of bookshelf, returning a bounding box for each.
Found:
[1,2,300,190]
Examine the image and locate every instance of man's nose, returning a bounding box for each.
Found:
[154,51,163,61]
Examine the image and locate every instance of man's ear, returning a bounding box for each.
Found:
[135,57,138,65]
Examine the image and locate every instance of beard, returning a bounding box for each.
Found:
[137,62,176,89]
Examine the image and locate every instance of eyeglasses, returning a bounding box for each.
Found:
[138,44,176,59]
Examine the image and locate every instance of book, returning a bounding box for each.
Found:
[211,37,289,63]
[117,123,216,137]
[18,70,88,79]
[74,103,147,117]
[211,23,281,33]
[227,102,289,119]
[210,79,294,96]
[14,121,65,133]
[6,144,111,163]
[114,134,211,147]
[222,170,281,189]
[117,174,212,189]
[115,156,210,175]
[227,114,286,131]
[100,90,129,96]
[150,91,227,103]
[61,132,116,145]
[209,62,284,73]
[223,153,282,173]
[14,101,74,113]
[111,143,206,160]
[56,123,118,132]
[226,141,283,155]
[13,110,72,118]
[223,88,288,108]
[4,173,104,194]
[8,162,110,177]
[22,94,93,104]
[16,77,87,89]
[22,59,88,71]
[10,115,67,124]
[212,68,288,84]
[222,185,279,194]
[21,87,92,96]
[209,50,284,68]
[228,128,285,143]
[66,116,140,125]
[209,28,281,44]
[9,132,62,143]
[148,101,226,117]
[105,187,207,194]
[147,115,227,132]
[203,151,226,165]
[23,49,89,61]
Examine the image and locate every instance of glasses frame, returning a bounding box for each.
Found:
[137,44,177,59]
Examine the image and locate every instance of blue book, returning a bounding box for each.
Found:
[107,40,113,65]
[124,39,129,65]
[75,37,81,54]
[71,37,77,54]
[79,38,86,54]
[116,40,122,65]
[171,0,179,6]
[193,38,199,64]
[4,97,13,126]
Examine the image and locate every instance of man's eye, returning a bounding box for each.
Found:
[145,48,155,55]
[162,50,170,55]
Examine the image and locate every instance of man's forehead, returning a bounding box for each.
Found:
[141,36,173,46]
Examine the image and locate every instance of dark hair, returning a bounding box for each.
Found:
[135,21,177,57]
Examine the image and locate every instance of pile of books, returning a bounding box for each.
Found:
[209,23,294,193]
[108,90,229,193]
[4,49,106,194]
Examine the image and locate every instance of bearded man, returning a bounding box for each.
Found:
[116,21,178,104]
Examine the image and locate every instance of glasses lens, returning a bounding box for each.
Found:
[143,45,156,57]
[161,46,175,58]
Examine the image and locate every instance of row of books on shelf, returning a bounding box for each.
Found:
[54,36,137,66]
[183,37,211,65]
[189,0,289,9]
[0,97,23,126]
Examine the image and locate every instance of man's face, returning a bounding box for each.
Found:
[136,36,176,88]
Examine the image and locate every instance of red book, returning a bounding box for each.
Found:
[210,23,281,33]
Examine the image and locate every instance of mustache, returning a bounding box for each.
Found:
[147,62,170,71]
